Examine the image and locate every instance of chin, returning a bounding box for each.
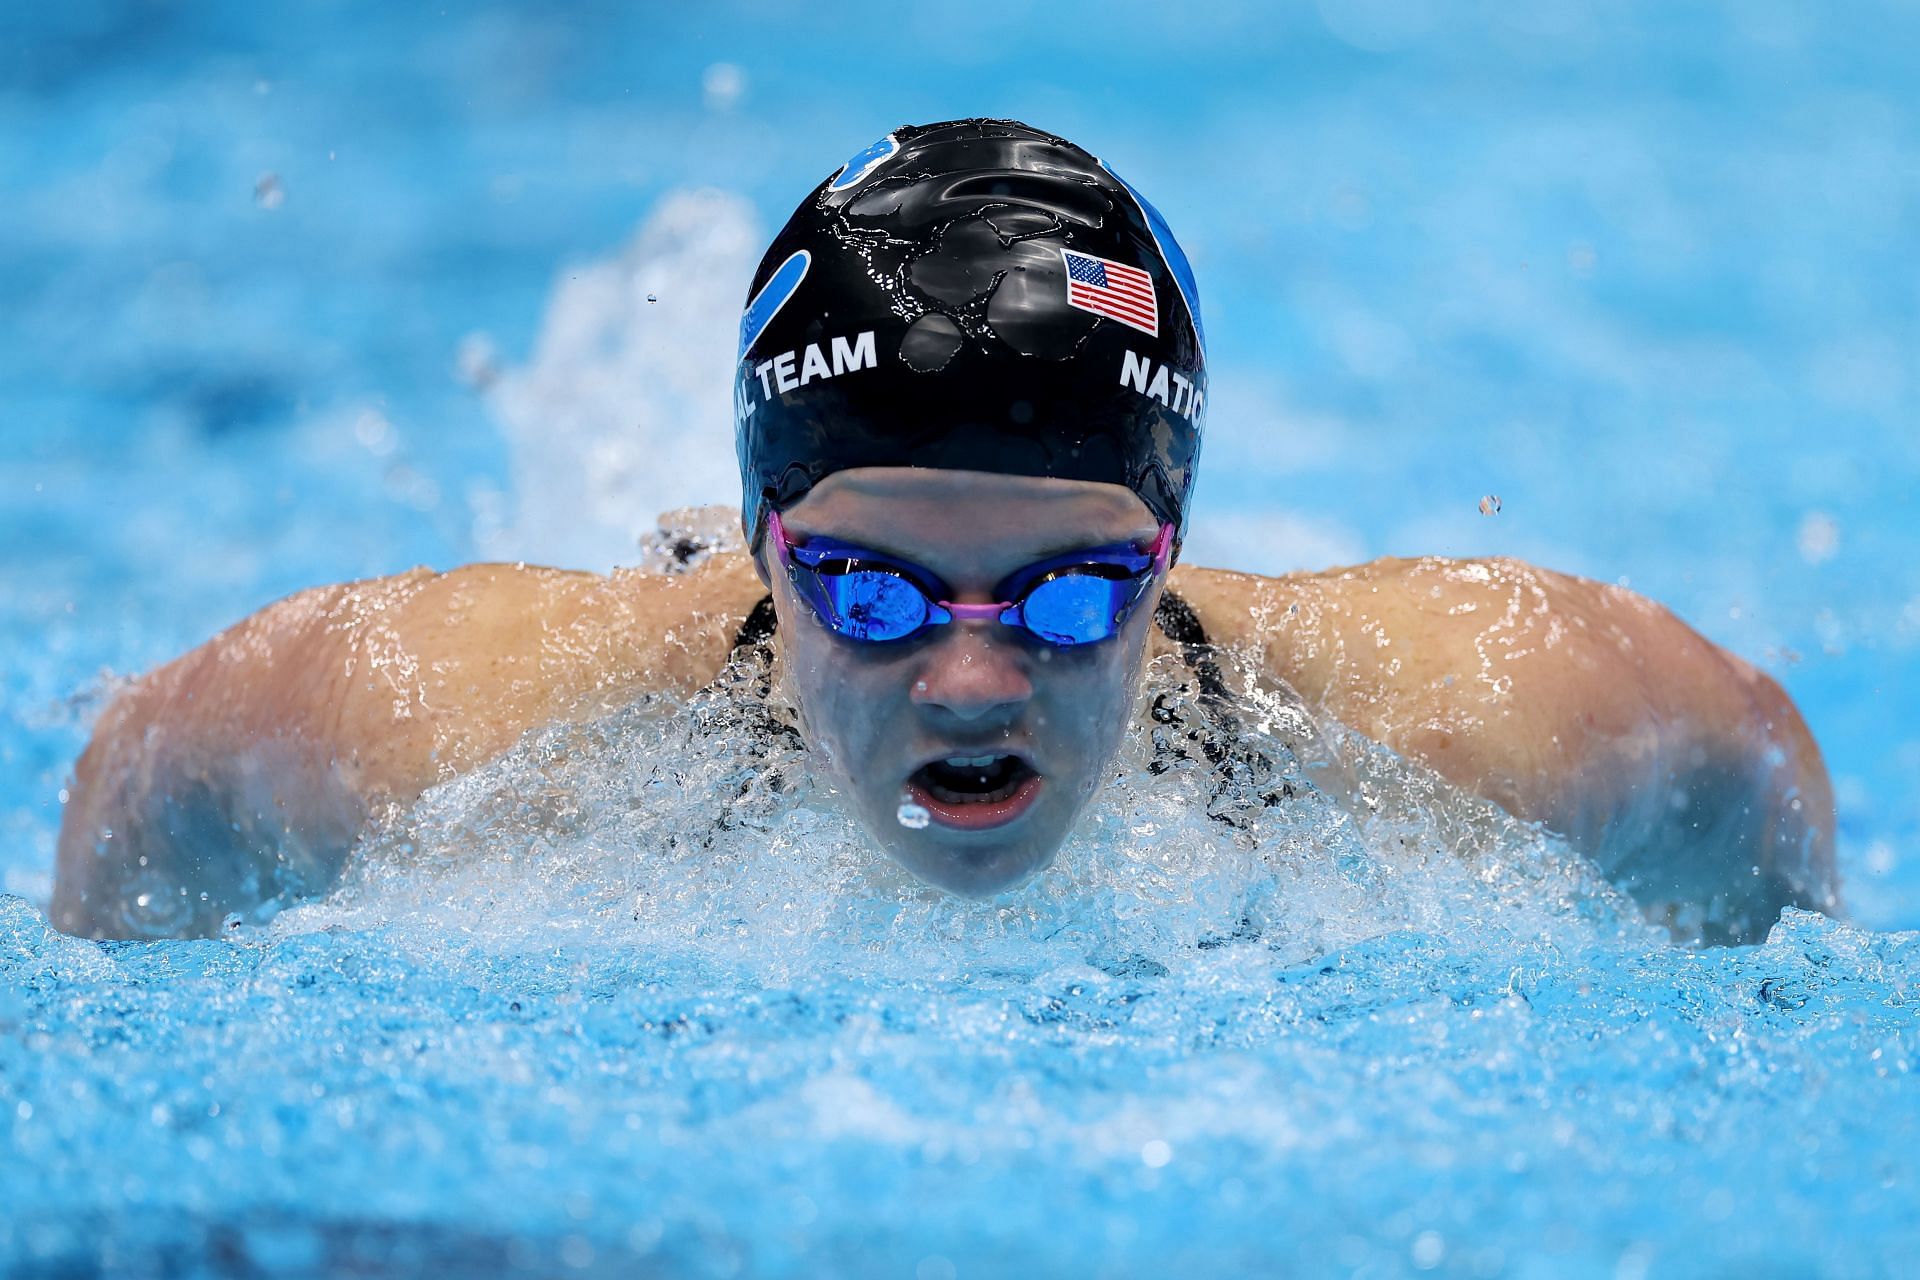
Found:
[888,836,1058,899]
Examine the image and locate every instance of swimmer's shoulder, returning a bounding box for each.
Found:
[1174,551,1745,679]
[56,554,773,936]
[85,553,769,806]
[1169,552,1730,711]
[1169,554,1834,906]
[321,552,770,766]
[395,551,768,689]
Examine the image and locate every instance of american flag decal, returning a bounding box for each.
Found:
[1061,248,1157,337]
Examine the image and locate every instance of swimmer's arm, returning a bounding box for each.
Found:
[52,555,766,938]
[1178,557,1837,931]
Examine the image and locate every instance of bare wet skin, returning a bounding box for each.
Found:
[51,470,1836,942]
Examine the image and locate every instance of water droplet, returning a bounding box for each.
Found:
[645,293,658,304]
[1477,494,1502,517]
[896,802,931,830]
[1140,1138,1172,1167]
[1797,511,1839,565]
[915,1256,957,1280]
[456,333,500,390]
[1866,842,1896,875]
[353,409,396,455]
[254,172,284,210]
[1411,1230,1446,1269]
[701,62,746,111]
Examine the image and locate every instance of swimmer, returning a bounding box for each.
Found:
[51,119,1837,945]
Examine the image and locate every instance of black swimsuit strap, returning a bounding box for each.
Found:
[1150,590,1233,708]
[731,594,781,654]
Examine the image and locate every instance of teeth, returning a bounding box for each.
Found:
[915,754,1030,807]
[924,777,1023,805]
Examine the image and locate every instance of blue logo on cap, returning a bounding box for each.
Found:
[827,133,899,192]
[739,249,810,357]
[1100,161,1205,354]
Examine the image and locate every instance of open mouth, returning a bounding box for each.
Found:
[904,753,1043,830]
[913,754,1032,804]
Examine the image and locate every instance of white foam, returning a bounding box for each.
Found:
[481,190,764,571]
[273,647,1641,983]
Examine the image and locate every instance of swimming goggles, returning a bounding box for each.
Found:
[768,509,1173,647]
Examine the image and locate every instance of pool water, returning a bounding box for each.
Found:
[3,3,1917,1276]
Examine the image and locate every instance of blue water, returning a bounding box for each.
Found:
[4,3,1918,1275]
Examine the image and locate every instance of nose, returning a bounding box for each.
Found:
[911,624,1034,724]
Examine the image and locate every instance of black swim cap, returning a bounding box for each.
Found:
[734,118,1207,551]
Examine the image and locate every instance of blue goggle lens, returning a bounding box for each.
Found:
[817,569,932,641]
[778,514,1165,648]
[1018,573,1136,646]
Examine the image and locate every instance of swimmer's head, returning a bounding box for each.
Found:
[735,119,1206,896]
[734,117,1207,554]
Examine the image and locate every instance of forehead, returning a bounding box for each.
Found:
[781,467,1158,564]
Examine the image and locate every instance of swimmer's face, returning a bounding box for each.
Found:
[764,468,1165,897]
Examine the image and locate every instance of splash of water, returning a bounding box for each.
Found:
[272,640,1645,985]
[480,191,762,571]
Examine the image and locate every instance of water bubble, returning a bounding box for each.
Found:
[456,333,500,390]
[1866,842,1896,876]
[896,802,931,830]
[560,1235,595,1269]
[253,172,284,210]
[645,293,658,304]
[353,409,396,455]
[1477,495,1502,517]
[1411,1230,1446,1269]
[702,62,746,111]
[636,506,744,575]
[1797,511,1840,565]
[1140,1139,1172,1168]
[1615,1243,1655,1280]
